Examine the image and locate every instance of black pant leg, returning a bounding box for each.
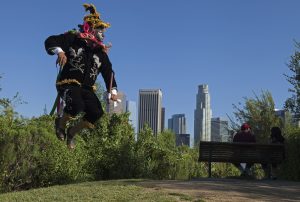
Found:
[57,85,85,116]
[82,89,103,124]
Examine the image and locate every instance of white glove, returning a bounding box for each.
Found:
[108,89,121,108]
[52,47,64,55]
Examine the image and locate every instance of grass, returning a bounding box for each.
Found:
[0,179,198,202]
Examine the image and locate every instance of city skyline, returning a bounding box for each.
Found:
[116,85,231,146]
[123,85,289,146]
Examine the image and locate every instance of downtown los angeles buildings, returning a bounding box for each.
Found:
[194,84,212,144]
[138,89,163,136]
[168,114,190,147]
[118,84,232,146]
[168,114,186,135]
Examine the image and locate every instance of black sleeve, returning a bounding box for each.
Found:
[100,52,117,91]
[44,32,76,55]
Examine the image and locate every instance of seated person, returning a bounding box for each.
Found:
[262,126,285,180]
[233,123,256,176]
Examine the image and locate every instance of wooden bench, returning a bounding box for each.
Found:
[198,141,285,177]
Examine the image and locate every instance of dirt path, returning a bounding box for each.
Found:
[138,178,300,202]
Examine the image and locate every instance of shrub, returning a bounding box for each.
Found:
[0,115,89,192]
[280,127,300,180]
[85,113,136,180]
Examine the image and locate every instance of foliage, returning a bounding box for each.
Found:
[284,41,300,119]
[230,88,300,180]
[0,77,89,192]
[279,127,300,180]
[94,81,107,109]
[85,113,136,180]
[214,163,240,178]
[150,130,177,179]
[1,101,204,193]
[0,76,206,193]
[175,145,206,179]
[0,114,89,192]
[231,90,281,142]
[134,126,205,180]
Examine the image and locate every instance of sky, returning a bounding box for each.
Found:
[0,0,299,144]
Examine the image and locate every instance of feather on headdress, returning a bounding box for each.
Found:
[83,3,110,29]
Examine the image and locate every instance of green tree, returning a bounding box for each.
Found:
[231,90,281,142]
[284,41,300,120]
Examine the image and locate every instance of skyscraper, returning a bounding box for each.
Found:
[168,114,187,134]
[194,84,212,145]
[168,114,190,147]
[126,100,137,134]
[161,107,165,132]
[138,89,162,135]
[211,117,229,142]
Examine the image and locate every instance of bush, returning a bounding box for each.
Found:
[280,127,300,181]
[0,115,89,192]
[174,146,204,180]
[134,127,206,180]
[84,113,136,180]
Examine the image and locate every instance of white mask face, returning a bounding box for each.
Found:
[95,28,105,41]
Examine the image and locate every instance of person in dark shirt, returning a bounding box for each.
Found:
[262,126,285,180]
[233,123,256,143]
[45,4,119,149]
[270,126,285,144]
[233,123,256,176]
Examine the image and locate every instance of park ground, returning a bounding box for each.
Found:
[138,178,300,201]
[0,178,299,201]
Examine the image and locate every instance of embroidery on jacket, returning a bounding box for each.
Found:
[69,47,85,73]
[90,54,102,80]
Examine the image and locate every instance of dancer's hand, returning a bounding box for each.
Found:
[111,89,121,102]
[56,52,67,68]
[108,89,121,103]
[111,94,118,101]
[108,93,118,102]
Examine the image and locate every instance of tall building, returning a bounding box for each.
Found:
[194,84,212,145]
[126,100,137,134]
[106,91,126,114]
[161,107,165,132]
[168,114,187,134]
[176,134,190,147]
[138,89,162,135]
[211,117,229,142]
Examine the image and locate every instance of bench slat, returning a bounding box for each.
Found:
[199,141,285,164]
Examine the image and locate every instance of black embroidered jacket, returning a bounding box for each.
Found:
[45,32,117,91]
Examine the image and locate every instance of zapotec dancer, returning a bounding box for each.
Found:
[45,3,119,149]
